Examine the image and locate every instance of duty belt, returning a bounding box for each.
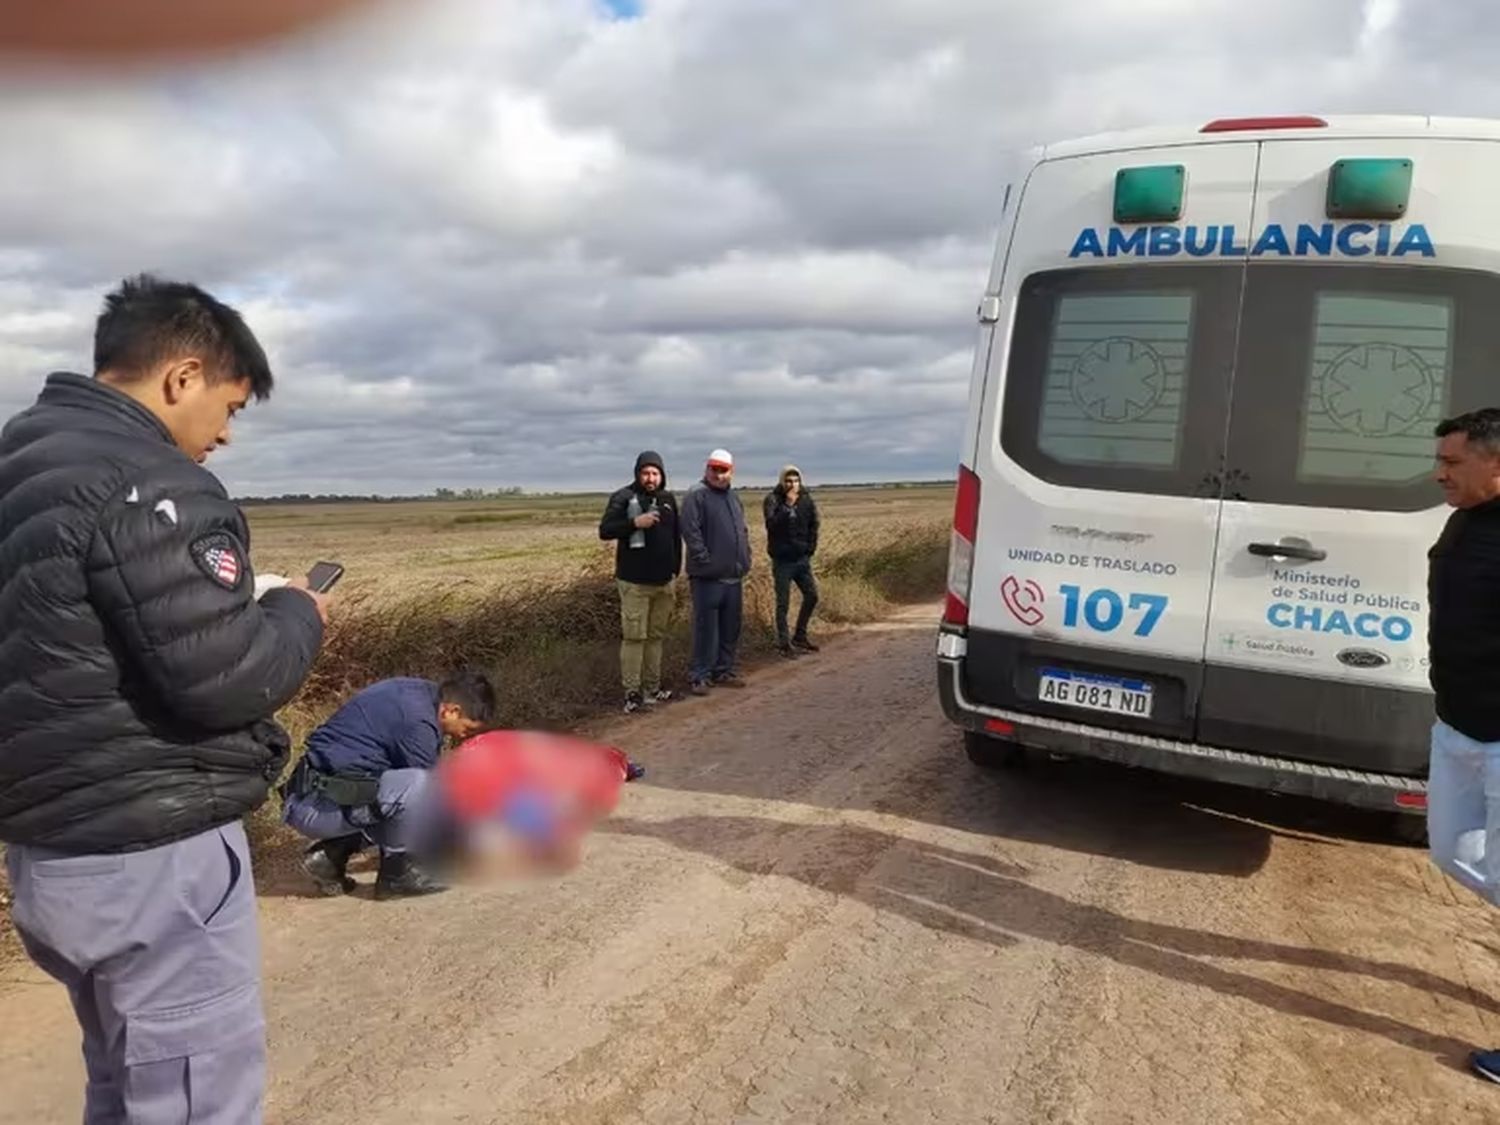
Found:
[281,758,381,808]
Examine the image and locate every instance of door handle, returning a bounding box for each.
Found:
[1248,541,1327,562]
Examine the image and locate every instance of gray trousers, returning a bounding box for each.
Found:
[5,821,264,1124]
[281,767,434,854]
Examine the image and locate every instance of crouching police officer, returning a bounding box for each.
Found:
[281,669,496,899]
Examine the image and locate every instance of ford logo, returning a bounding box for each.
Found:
[1337,648,1390,669]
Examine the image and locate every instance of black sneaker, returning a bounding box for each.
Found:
[1471,1049,1500,1085]
[374,852,448,900]
[778,643,800,659]
[302,834,364,896]
[689,680,711,697]
[712,672,747,689]
[650,688,674,705]
[624,691,645,714]
[793,636,820,653]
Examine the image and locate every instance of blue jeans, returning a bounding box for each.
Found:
[773,557,819,644]
[1428,720,1500,905]
[690,578,743,684]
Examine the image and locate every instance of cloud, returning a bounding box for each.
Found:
[0,0,1496,495]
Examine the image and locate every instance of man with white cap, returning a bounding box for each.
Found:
[679,448,753,695]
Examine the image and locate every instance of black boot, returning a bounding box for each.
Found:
[374,851,449,900]
[302,833,365,896]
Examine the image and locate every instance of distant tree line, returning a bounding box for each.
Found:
[234,480,954,505]
[237,486,528,506]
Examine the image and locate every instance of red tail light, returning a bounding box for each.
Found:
[1200,115,1328,133]
[943,464,981,627]
[1395,792,1427,811]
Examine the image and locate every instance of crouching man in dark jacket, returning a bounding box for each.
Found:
[0,275,328,1123]
[764,463,822,657]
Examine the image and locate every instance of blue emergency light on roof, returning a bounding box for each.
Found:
[1200,115,1328,133]
[1326,158,1413,220]
[1113,165,1185,224]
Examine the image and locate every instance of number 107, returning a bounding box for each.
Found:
[1059,585,1168,637]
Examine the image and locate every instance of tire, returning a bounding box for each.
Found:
[1389,812,1428,848]
[964,730,1029,771]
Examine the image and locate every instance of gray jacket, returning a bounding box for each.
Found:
[681,479,752,580]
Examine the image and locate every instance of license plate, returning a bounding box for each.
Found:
[1038,667,1154,718]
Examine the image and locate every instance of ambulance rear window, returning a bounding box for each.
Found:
[1038,292,1194,469]
[1296,293,1452,486]
[999,265,1240,499]
[1231,265,1494,511]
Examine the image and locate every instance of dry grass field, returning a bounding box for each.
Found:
[247,483,952,600]
[249,482,953,730]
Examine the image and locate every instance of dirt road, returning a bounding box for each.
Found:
[4,605,1500,1123]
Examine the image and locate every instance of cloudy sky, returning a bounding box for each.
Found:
[0,0,1485,495]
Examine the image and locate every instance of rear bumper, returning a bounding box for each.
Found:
[937,640,1427,817]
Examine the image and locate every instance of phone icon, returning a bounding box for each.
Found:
[1001,576,1045,627]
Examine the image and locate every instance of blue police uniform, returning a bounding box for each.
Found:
[305,677,443,775]
[283,678,445,857]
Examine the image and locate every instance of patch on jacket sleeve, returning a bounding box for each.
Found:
[190,531,246,590]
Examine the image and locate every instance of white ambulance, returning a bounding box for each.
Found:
[938,115,1500,835]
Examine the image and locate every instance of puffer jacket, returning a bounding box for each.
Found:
[763,466,820,563]
[0,373,324,853]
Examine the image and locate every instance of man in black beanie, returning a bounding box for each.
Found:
[599,451,683,712]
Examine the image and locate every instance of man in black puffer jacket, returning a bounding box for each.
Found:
[0,274,327,1123]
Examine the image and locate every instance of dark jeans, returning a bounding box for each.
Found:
[773,557,819,644]
[690,578,743,684]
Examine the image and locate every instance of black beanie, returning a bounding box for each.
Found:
[635,450,665,485]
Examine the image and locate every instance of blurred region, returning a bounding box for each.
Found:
[0,0,388,61]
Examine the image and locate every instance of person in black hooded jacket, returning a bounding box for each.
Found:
[764,463,822,656]
[0,274,327,1121]
[599,450,682,712]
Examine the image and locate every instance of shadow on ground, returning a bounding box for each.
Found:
[644,721,1421,879]
[603,813,1486,1069]
[633,604,1422,879]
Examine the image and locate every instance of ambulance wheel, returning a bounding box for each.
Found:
[1389,812,1428,848]
[964,730,1029,771]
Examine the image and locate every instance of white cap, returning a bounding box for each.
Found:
[707,448,734,468]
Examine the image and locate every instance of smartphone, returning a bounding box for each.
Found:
[306,560,345,593]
